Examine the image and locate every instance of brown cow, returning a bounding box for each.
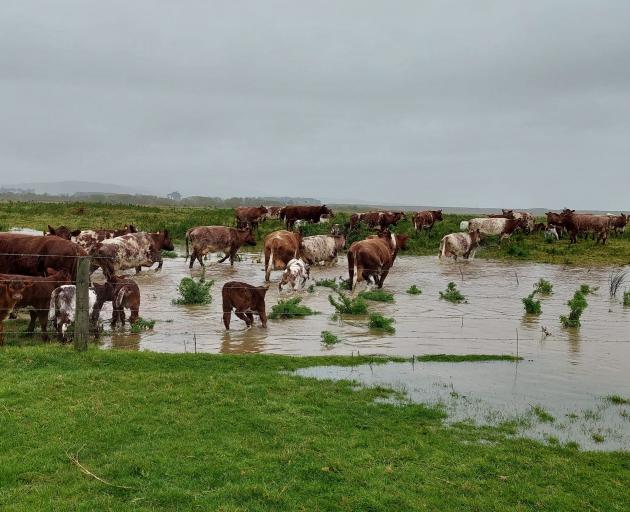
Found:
[379,211,406,229]
[560,209,609,244]
[235,206,268,230]
[0,233,87,279]
[413,210,443,232]
[91,276,141,328]
[608,213,628,237]
[46,225,81,240]
[263,230,302,282]
[185,226,256,269]
[0,280,31,345]
[347,231,409,290]
[280,205,333,229]
[222,281,269,329]
[3,269,72,341]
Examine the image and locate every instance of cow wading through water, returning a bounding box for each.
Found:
[264,230,302,282]
[90,276,141,328]
[185,226,256,269]
[467,217,527,240]
[439,230,482,260]
[222,281,269,330]
[347,231,408,291]
[300,233,346,266]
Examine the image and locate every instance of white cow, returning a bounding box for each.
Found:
[278,258,310,291]
[300,234,345,266]
[439,230,482,260]
[49,285,99,340]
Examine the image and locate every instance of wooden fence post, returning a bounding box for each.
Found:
[74,256,91,352]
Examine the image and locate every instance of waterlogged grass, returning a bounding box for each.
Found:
[606,395,630,406]
[560,289,589,328]
[172,275,214,305]
[358,289,395,303]
[531,405,555,423]
[439,282,466,304]
[314,278,339,290]
[624,291,630,307]
[328,293,368,316]
[320,330,340,345]
[522,293,542,315]
[0,347,628,511]
[130,317,156,334]
[368,313,396,333]
[534,278,553,295]
[268,297,317,319]
[161,250,178,259]
[406,284,422,295]
[414,354,522,362]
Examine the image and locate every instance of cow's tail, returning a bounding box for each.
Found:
[114,287,129,309]
[48,287,60,322]
[347,250,357,291]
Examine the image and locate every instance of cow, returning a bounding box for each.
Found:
[263,230,302,282]
[3,269,72,341]
[264,206,283,220]
[222,281,269,330]
[74,226,138,253]
[91,276,141,327]
[0,280,31,345]
[46,225,81,240]
[413,210,443,232]
[546,212,567,238]
[280,205,333,229]
[278,258,310,291]
[347,231,409,291]
[235,206,268,230]
[91,231,174,279]
[559,209,609,244]
[379,211,406,229]
[608,213,628,237]
[0,233,87,279]
[185,226,256,269]
[439,230,482,260]
[48,285,99,341]
[300,234,346,266]
[467,217,527,240]
[507,211,535,232]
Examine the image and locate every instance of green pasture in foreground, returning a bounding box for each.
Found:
[1,201,630,264]
[0,346,628,511]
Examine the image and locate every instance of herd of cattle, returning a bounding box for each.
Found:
[0,205,628,341]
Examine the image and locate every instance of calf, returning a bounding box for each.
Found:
[413,210,443,232]
[48,285,98,340]
[92,231,174,279]
[185,226,256,269]
[0,280,30,345]
[91,276,141,328]
[264,230,302,282]
[3,269,72,341]
[278,258,310,291]
[222,281,269,330]
[300,234,345,266]
[347,231,408,290]
[439,230,482,260]
[235,205,268,230]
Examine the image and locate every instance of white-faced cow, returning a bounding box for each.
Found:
[263,230,302,282]
[278,258,310,291]
[439,230,482,260]
[185,226,256,269]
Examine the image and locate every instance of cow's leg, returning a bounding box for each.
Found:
[135,266,142,274]
[155,257,163,272]
[264,249,271,282]
[37,311,50,341]
[223,310,231,330]
[196,253,205,267]
[189,250,196,269]
[377,268,391,289]
[235,311,251,327]
[258,309,268,328]
[246,313,255,326]
[27,310,37,333]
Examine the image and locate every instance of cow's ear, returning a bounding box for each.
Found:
[71,229,81,237]
[47,225,55,234]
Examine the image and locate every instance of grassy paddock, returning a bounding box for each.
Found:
[0,347,628,511]
[2,201,630,264]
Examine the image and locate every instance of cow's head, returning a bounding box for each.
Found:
[258,205,268,214]
[321,205,333,216]
[469,228,482,245]
[501,209,515,219]
[238,228,257,246]
[160,229,175,251]
[47,225,81,240]
[395,234,410,250]
[0,280,30,305]
[433,210,443,221]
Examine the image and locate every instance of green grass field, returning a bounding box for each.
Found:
[1,200,630,265]
[0,346,628,511]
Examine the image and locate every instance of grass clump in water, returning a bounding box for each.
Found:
[580,284,597,295]
[358,290,394,303]
[439,282,466,304]
[307,284,315,293]
[130,317,156,333]
[368,313,395,333]
[606,395,630,405]
[269,297,317,319]
[623,291,630,307]
[321,331,340,345]
[531,405,555,423]
[315,278,338,290]
[328,293,368,315]
[560,288,588,328]
[533,278,553,295]
[172,274,214,305]
[161,250,178,258]
[406,284,422,295]
[522,293,542,315]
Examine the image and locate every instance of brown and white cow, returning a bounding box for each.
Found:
[467,217,527,240]
[560,209,610,244]
[74,226,138,253]
[46,225,82,240]
[92,231,174,279]
[439,230,482,260]
[222,281,269,329]
[0,233,87,279]
[347,231,408,291]
[235,206,268,230]
[91,276,141,327]
[350,211,405,230]
[263,230,302,282]
[300,234,346,266]
[506,211,535,232]
[0,280,31,345]
[185,226,256,269]
[413,210,443,232]
[280,205,333,229]
[48,285,99,340]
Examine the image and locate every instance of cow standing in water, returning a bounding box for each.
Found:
[439,230,482,260]
[263,230,302,282]
[185,226,256,268]
[222,281,269,330]
[278,258,310,291]
[467,217,527,240]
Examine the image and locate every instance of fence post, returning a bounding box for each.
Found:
[74,256,91,352]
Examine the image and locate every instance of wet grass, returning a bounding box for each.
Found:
[268,297,318,319]
[439,282,466,304]
[0,346,628,511]
[314,278,339,290]
[320,331,340,345]
[172,275,214,305]
[531,405,555,423]
[358,290,395,303]
[406,284,422,295]
[130,317,156,334]
[415,354,522,363]
[328,292,368,315]
[606,395,630,406]
[534,278,553,295]
[522,293,542,315]
[624,291,630,307]
[560,288,589,328]
[368,313,396,333]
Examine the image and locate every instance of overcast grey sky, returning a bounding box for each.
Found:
[1,1,629,209]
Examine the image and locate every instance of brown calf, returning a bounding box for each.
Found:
[91,276,141,328]
[0,280,31,345]
[222,281,269,329]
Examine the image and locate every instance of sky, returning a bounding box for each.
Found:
[1,1,629,209]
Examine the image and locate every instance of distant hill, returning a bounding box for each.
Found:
[3,181,145,196]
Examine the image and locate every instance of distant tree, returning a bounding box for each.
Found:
[167,191,182,201]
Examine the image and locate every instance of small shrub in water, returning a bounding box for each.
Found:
[172,274,214,305]
[522,293,542,315]
[368,313,395,333]
[321,331,340,345]
[624,291,630,307]
[315,278,338,290]
[161,250,178,259]
[580,284,597,295]
[358,290,394,303]
[269,297,317,319]
[328,293,368,315]
[440,282,466,304]
[406,285,422,295]
[131,317,155,333]
[560,289,588,328]
[533,278,553,295]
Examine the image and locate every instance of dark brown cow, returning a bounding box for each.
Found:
[222,281,269,329]
[235,206,268,230]
[185,226,256,268]
[91,276,141,328]
[279,205,333,229]
[263,230,302,281]
[560,209,610,244]
[46,225,81,240]
[608,213,628,237]
[347,231,409,290]
[413,210,443,232]
[0,280,31,345]
[0,233,87,279]
[3,269,71,341]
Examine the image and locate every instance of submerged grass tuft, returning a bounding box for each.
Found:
[172,274,214,305]
[560,288,588,328]
[606,395,630,405]
[358,290,395,303]
[269,297,317,319]
[328,293,368,315]
[314,278,338,290]
[623,291,630,307]
[531,405,555,423]
[320,331,340,345]
[161,250,178,258]
[130,317,155,333]
[522,293,542,315]
[439,282,466,304]
[533,278,553,295]
[406,284,422,295]
[368,313,395,333]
